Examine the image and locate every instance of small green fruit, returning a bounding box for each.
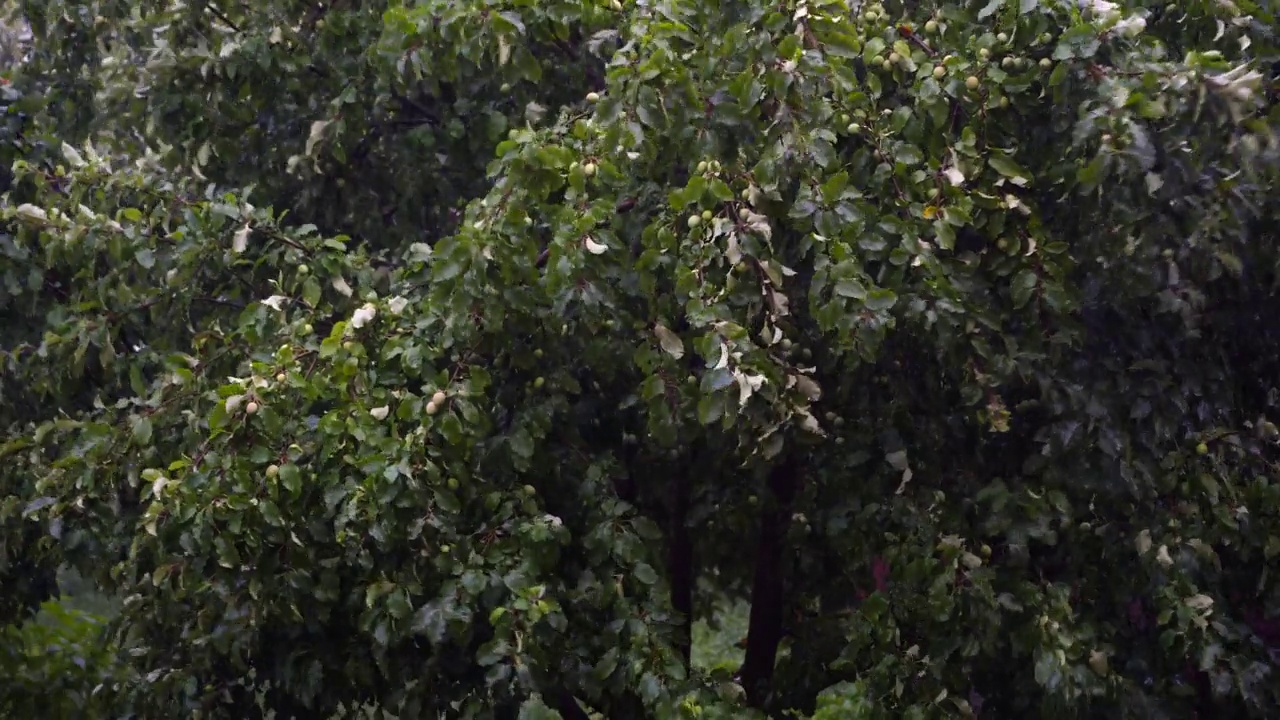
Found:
[447,477,459,490]
[997,32,1008,43]
[500,82,511,92]
[924,19,938,34]
[533,348,544,358]
[582,162,597,177]
[999,96,1010,109]
[1002,56,1015,70]
[533,376,545,389]
[266,464,279,478]
[1039,58,1052,70]
[426,401,440,415]
[523,484,537,496]
[888,52,901,64]
[585,91,600,103]
[738,208,750,220]
[432,390,447,405]
[297,264,309,275]
[846,122,861,134]
[697,160,708,173]
[966,75,980,90]
[701,210,712,221]
[932,65,946,79]
[687,215,702,228]
[979,48,990,60]
[1196,442,1209,455]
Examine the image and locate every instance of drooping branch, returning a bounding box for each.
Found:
[739,454,803,708]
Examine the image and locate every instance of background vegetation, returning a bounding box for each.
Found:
[2,0,1278,718]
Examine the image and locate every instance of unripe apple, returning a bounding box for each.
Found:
[933,65,946,79]
[999,96,1010,108]
[965,75,980,90]
[586,91,600,103]
[1039,58,1052,70]
[1196,442,1209,455]
[302,323,313,334]
[426,400,440,415]
[847,122,861,134]
[701,210,712,221]
[447,477,459,490]
[500,82,511,92]
[687,215,702,228]
[582,162,597,177]
[924,19,938,34]
[533,348,544,358]
[997,32,1008,43]
[533,376,545,389]
[1002,56,1015,70]
[266,464,279,478]
[522,484,537,496]
[697,160,708,173]
[888,52,901,64]
[276,372,286,383]
[979,48,990,60]
[432,390,447,405]
[245,401,259,415]
[297,264,309,275]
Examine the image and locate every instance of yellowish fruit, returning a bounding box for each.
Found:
[582,162,597,177]
[245,401,259,415]
[432,390,447,405]
[1196,442,1209,455]
[585,91,600,103]
[966,75,980,90]
[701,210,712,221]
[266,464,279,478]
[426,401,440,415]
[933,65,946,79]
[687,215,702,228]
[924,19,938,33]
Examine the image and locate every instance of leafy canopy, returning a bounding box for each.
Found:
[2,0,1278,718]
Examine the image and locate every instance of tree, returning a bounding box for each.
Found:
[2,0,1278,717]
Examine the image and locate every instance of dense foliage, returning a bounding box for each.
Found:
[2,0,1278,718]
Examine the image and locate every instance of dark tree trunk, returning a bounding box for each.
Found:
[669,465,694,664]
[740,457,803,708]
